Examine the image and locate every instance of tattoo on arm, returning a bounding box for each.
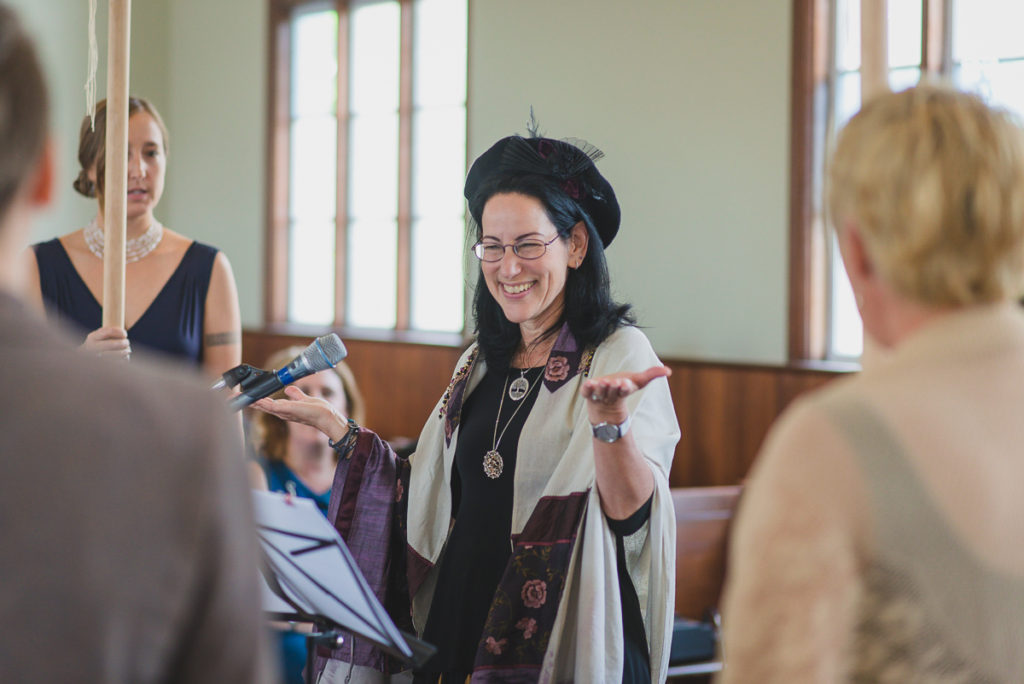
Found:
[204,331,240,347]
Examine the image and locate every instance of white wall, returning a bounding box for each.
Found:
[13,0,793,364]
[163,0,267,327]
[468,0,791,362]
[13,0,170,242]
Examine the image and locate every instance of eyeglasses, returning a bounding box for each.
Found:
[472,235,560,262]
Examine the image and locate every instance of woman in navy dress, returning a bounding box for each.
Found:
[22,96,241,377]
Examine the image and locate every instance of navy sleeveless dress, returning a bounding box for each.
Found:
[33,238,218,365]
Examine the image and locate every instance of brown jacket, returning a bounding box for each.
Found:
[0,292,274,683]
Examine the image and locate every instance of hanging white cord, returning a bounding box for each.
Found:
[85,0,98,130]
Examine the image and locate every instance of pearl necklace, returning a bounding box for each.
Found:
[83,217,164,263]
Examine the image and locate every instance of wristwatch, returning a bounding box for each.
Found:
[591,414,632,443]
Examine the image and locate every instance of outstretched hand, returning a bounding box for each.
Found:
[580,365,671,423]
[251,385,349,442]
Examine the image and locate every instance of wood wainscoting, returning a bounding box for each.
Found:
[243,329,852,487]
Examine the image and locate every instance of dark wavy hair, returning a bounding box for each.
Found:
[468,174,634,371]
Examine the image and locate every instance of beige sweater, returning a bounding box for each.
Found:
[719,303,1024,682]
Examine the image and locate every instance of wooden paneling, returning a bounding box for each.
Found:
[672,485,742,621]
[668,360,842,487]
[243,330,850,485]
[242,329,464,447]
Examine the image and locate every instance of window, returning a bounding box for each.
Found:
[790,0,1024,361]
[266,0,468,335]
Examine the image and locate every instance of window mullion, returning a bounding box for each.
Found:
[266,0,293,324]
[860,0,888,100]
[396,0,414,330]
[335,0,350,326]
[788,0,831,360]
[921,0,948,76]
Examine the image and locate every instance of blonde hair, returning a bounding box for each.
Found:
[251,346,366,463]
[827,84,1024,306]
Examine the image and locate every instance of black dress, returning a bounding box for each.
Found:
[33,238,218,364]
[416,365,651,683]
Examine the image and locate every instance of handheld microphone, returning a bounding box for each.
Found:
[227,334,347,412]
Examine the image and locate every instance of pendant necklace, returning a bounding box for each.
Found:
[509,369,530,401]
[484,368,540,479]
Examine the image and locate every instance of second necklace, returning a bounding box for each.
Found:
[483,368,541,479]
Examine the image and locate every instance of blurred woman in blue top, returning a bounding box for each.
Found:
[251,345,365,683]
[252,345,365,513]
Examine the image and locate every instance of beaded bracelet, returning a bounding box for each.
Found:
[328,418,360,458]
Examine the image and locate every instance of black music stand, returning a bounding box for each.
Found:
[253,491,435,683]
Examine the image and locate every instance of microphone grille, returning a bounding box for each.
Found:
[302,333,348,372]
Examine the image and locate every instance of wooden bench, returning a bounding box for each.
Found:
[667,485,743,681]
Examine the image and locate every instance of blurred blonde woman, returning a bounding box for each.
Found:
[719,85,1024,682]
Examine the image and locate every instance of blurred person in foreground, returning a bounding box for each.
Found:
[718,84,1024,682]
[0,4,273,682]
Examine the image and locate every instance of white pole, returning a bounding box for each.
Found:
[102,0,131,328]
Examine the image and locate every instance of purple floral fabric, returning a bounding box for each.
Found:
[542,323,593,393]
[470,492,590,682]
[313,429,413,677]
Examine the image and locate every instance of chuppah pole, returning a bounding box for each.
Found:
[101,0,131,328]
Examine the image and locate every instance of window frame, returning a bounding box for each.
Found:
[264,0,468,341]
[788,0,949,362]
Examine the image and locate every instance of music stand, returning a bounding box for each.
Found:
[253,491,435,683]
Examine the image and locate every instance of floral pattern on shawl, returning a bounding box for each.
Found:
[470,491,590,682]
[313,428,413,676]
[439,347,479,447]
[542,324,594,393]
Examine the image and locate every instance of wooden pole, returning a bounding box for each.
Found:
[102,0,131,328]
[861,0,888,102]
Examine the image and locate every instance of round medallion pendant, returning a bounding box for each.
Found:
[483,450,504,479]
[508,376,529,401]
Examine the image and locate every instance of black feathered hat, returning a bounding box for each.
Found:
[463,133,621,247]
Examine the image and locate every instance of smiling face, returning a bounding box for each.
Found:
[479,192,588,342]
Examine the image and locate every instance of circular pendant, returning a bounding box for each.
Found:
[508,376,529,401]
[483,450,504,479]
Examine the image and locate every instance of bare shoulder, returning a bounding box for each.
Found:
[206,250,239,304]
[211,249,236,278]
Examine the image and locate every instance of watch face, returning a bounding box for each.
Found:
[594,423,620,442]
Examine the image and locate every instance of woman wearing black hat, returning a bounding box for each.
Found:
[254,131,680,684]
